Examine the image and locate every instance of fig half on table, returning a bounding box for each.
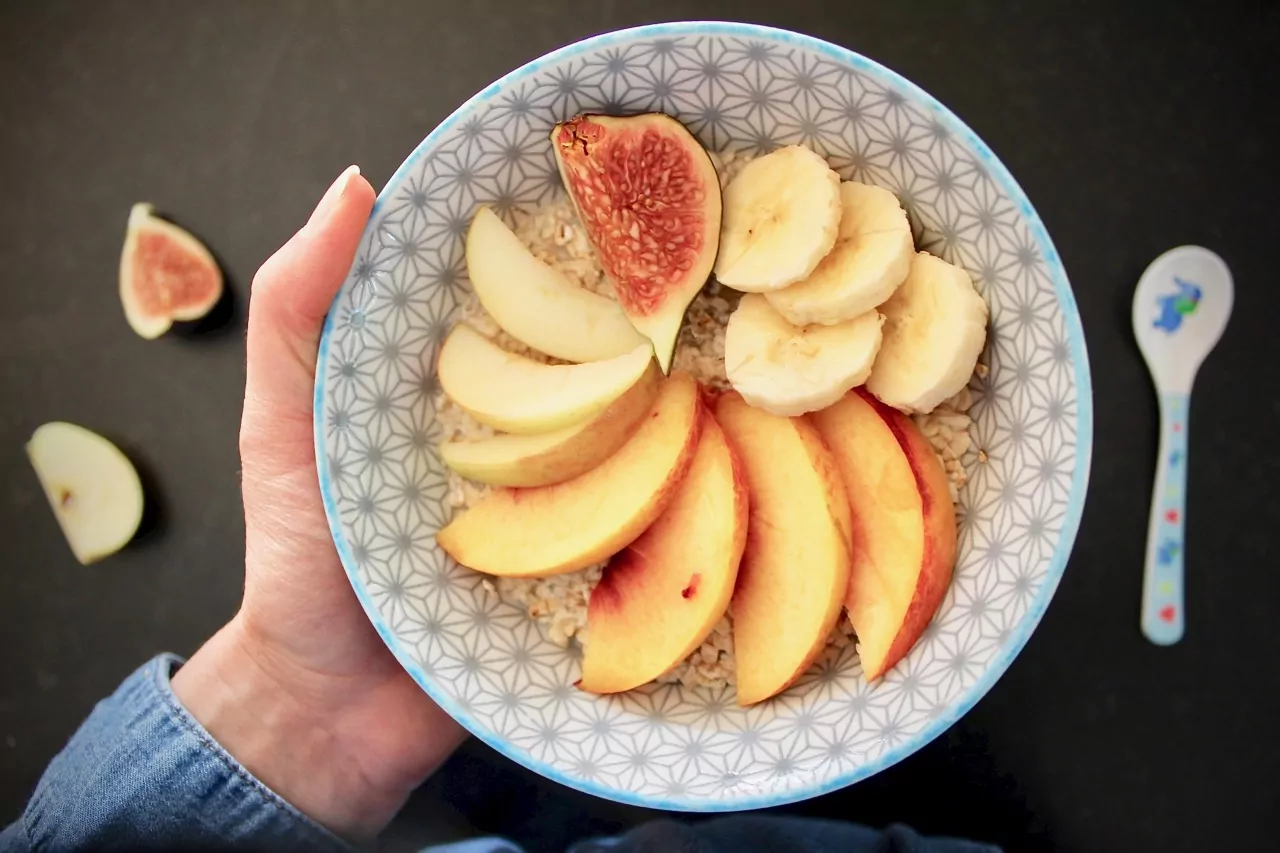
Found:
[119,203,223,339]
[551,113,722,372]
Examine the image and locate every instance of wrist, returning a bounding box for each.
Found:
[172,617,457,840]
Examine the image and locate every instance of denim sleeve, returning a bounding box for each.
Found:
[0,654,355,853]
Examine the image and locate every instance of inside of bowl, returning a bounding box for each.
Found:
[316,26,1084,809]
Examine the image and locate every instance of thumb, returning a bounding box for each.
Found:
[241,166,376,473]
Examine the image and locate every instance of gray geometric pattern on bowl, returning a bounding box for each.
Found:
[314,22,1093,811]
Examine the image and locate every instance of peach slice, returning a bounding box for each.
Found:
[811,389,957,680]
[579,413,748,694]
[440,363,660,487]
[714,391,852,706]
[436,372,701,578]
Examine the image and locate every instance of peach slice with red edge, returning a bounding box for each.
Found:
[713,391,852,706]
[579,410,748,694]
[436,372,701,578]
[119,203,223,339]
[810,389,957,680]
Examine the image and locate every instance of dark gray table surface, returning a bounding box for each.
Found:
[2,2,1278,851]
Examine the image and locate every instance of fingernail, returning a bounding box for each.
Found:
[308,165,362,228]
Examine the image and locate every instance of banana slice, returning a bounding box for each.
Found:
[725,293,883,417]
[866,252,989,414]
[765,181,914,326]
[713,146,842,293]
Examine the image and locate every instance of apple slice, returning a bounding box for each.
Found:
[26,422,145,565]
[466,207,648,363]
[436,372,701,577]
[436,325,654,434]
[579,413,748,694]
[811,389,957,680]
[440,363,660,487]
[120,203,223,339]
[713,392,852,705]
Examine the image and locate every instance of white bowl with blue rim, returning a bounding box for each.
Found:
[314,21,1092,810]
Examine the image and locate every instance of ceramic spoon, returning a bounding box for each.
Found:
[1132,246,1232,645]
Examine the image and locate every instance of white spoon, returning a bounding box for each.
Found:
[1132,246,1233,645]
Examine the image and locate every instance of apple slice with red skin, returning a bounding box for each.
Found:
[119,203,223,339]
[551,113,722,373]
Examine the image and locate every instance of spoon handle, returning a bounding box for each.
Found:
[1141,394,1189,645]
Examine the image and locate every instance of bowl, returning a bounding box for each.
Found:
[313,21,1092,810]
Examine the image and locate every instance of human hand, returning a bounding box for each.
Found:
[172,167,466,841]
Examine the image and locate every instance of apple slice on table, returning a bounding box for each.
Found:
[713,392,852,706]
[811,389,957,680]
[436,372,701,578]
[119,203,223,339]
[579,413,748,694]
[440,363,660,488]
[26,422,145,565]
[466,207,648,363]
[436,325,654,434]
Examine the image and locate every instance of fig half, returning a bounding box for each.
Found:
[119,203,223,339]
[551,114,721,372]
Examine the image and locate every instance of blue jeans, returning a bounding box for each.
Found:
[0,656,1000,852]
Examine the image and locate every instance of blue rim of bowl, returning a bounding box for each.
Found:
[314,20,1094,812]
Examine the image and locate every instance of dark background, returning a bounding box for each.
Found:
[2,2,1278,851]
